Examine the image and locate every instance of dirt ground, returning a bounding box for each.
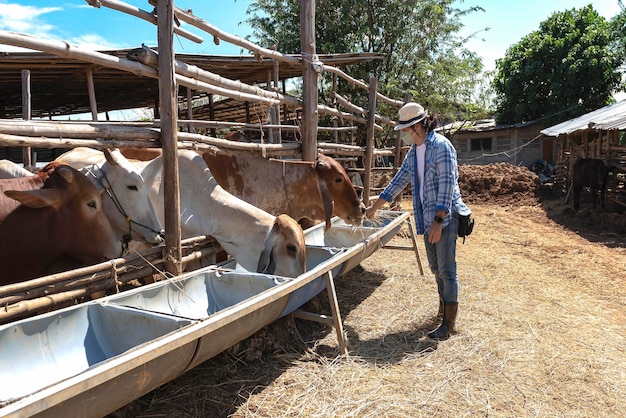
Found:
[109,163,626,418]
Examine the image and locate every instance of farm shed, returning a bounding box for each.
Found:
[541,99,626,207]
[0,0,410,324]
[441,118,550,166]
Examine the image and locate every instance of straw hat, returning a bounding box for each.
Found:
[394,102,428,131]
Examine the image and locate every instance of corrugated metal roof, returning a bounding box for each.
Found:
[541,99,626,136]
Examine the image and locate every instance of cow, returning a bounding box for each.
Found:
[0,159,33,179]
[120,149,307,277]
[572,158,611,211]
[201,149,366,230]
[0,161,121,285]
[54,148,165,248]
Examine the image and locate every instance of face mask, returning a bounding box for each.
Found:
[401,131,414,146]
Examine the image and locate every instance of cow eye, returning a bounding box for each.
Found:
[87,200,97,209]
[335,177,343,183]
[127,185,138,191]
[287,244,297,253]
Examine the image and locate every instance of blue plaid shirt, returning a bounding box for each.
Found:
[379,131,471,234]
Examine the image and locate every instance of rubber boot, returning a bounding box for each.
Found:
[428,302,458,340]
[437,295,444,318]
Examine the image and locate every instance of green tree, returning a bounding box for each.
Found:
[493,5,623,125]
[244,0,491,136]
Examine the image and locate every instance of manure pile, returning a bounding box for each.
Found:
[458,162,540,205]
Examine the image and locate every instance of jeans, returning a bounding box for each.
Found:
[424,214,459,303]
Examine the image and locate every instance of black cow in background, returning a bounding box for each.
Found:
[572,158,612,210]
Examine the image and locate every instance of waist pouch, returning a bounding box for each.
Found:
[458,214,474,244]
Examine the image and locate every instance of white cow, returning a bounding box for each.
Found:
[0,160,33,179]
[130,149,307,278]
[55,148,164,247]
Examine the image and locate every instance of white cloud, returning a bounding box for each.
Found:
[0,2,125,52]
[0,3,60,34]
[68,34,122,51]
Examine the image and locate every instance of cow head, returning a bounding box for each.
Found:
[257,214,306,277]
[315,154,366,230]
[3,162,121,279]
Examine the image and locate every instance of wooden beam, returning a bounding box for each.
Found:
[300,0,318,161]
[157,0,182,276]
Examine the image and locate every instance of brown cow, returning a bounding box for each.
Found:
[0,161,121,285]
[201,149,366,230]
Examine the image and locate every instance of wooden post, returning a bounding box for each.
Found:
[208,94,216,137]
[363,76,377,206]
[272,58,281,143]
[186,86,194,133]
[300,0,318,161]
[157,0,182,277]
[86,68,99,121]
[20,70,31,167]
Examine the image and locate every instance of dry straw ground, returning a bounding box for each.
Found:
[110,163,625,418]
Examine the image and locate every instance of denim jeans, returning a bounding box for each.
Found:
[424,214,459,303]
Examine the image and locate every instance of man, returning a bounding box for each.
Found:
[366,102,471,339]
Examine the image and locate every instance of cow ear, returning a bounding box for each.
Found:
[257,221,279,274]
[103,148,120,166]
[315,176,334,231]
[56,165,75,184]
[4,189,63,209]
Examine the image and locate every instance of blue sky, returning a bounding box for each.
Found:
[0,0,623,69]
[1,1,623,119]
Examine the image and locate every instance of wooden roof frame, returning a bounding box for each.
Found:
[0,49,383,120]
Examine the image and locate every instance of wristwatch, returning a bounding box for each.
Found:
[434,215,444,224]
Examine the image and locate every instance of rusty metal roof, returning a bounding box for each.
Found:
[541,99,626,136]
[0,49,383,120]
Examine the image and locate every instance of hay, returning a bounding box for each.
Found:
[109,164,626,418]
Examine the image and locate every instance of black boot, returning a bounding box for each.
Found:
[437,295,444,318]
[428,302,458,340]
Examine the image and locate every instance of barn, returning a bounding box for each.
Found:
[541,99,626,209]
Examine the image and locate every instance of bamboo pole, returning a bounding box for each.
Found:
[126,45,299,107]
[323,65,403,108]
[330,91,395,126]
[0,120,161,139]
[20,69,32,167]
[363,76,377,206]
[86,68,99,121]
[317,104,383,131]
[0,133,157,149]
[85,0,204,44]
[0,31,282,107]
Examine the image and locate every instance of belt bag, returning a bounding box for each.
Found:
[458,214,474,244]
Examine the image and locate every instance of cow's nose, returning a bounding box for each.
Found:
[361,206,366,214]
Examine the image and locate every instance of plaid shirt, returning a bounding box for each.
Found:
[379,131,470,234]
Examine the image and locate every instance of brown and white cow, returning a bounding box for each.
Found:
[55,148,165,247]
[0,161,121,285]
[201,149,366,230]
[91,148,306,277]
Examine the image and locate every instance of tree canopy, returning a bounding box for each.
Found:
[244,0,491,130]
[493,5,624,125]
